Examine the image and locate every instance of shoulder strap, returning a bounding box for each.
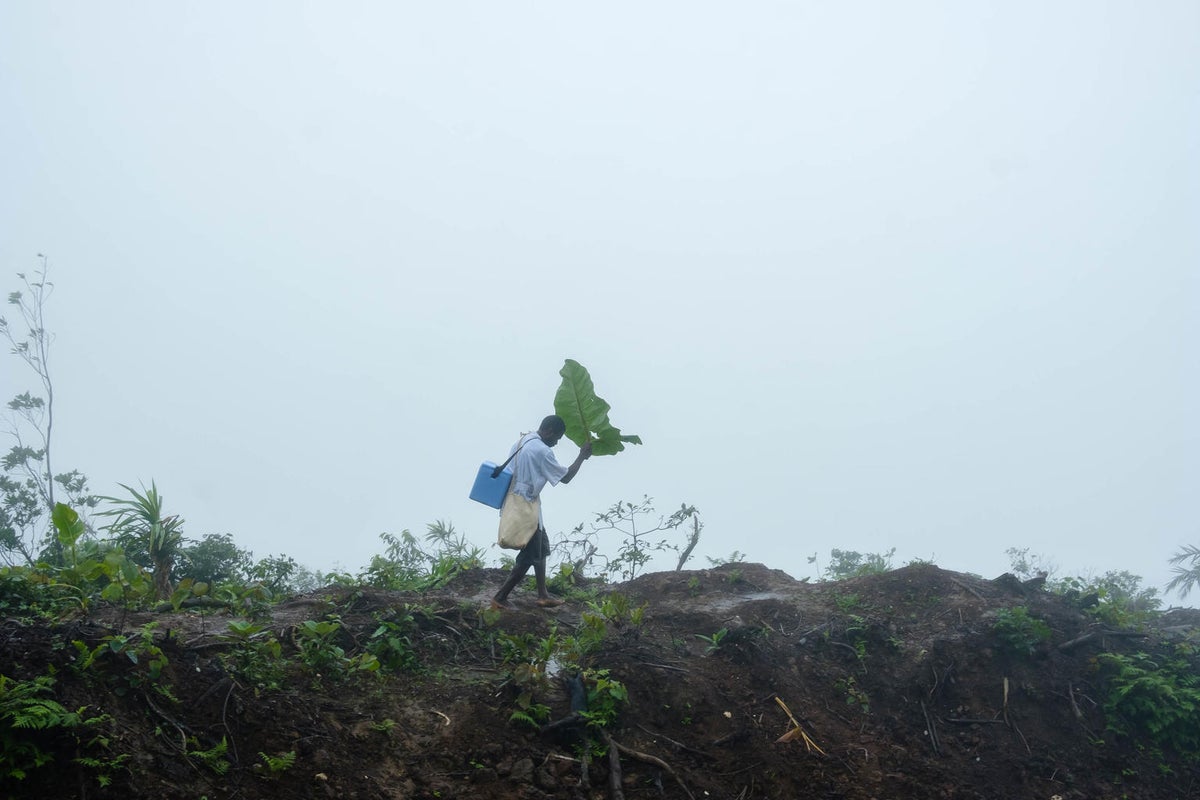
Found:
[491,434,536,478]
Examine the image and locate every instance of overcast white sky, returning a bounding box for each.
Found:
[1,2,1196,597]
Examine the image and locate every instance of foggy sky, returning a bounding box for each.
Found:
[1,2,1197,597]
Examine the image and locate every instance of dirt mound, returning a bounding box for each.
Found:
[3,563,1197,799]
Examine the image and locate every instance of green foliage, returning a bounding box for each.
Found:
[259,750,296,774]
[834,592,862,612]
[1166,545,1200,600]
[0,564,71,620]
[695,627,728,654]
[50,503,85,567]
[835,675,870,714]
[545,562,592,600]
[992,606,1051,656]
[0,473,44,566]
[1057,571,1161,627]
[362,522,484,591]
[590,592,645,629]
[220,622,286,693]
[509,703,551,731]
[295,618,348,675]
[72,623,171,695]
[188,737,230,775]
[98,481,185,600]
[0,673,87,781]
[294,617,380,683]
[498,628,558,729]
[581,668,627,729]
[553,359,642,456]
[1,260,98,568]
[843,614,869,666]
[564,613,608,664]
[1098,647,1200,757]
[370,718,397,735]
[367,609,419,672]
[1005,547,1058,582]
[560,497,697,581]
[706,550,747,567]
[1003,550,1161,627]
[246,553,298,596]
[823,548,895,580]
[176,533,251,585]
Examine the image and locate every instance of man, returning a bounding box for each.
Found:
[491,415,592,609]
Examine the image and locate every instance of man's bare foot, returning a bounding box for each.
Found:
[490,599,510,611]
[535,597,564,608]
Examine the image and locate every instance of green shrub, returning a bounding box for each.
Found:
[1098,648,1200,758]
[992,606,1051,655]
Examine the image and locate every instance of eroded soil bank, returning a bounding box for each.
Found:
[3,563,1198,799]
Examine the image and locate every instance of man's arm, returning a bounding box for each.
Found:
[560,442,593,484]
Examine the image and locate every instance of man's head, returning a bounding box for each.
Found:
[538,415,567,446]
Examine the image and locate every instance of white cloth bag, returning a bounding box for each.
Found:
[497,489,540,550]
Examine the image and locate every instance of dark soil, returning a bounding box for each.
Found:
[3,563,1198,799]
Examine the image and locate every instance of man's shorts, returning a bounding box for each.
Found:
[514,527,550,570]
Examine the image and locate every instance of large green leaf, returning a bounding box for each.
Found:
[553,360,642,456]
[51,502,86,559]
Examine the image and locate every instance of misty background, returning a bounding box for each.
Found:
[1,3,1196,595]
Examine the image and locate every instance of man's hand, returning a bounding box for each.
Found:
[562,442,592,484]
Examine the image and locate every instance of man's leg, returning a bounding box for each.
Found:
[533,557,549,599]
[532,529,562,606]
[493,562,531,607]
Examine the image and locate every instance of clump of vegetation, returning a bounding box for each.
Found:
[1097,646,1200,759]
[361,522,484,591]
[695,627,728,654]
[817,548,896,580]
[992,606,1051,656]
[1005,548,1162,627]
[835,675,870,715]
[1166,544,1200,600]
[557,496,699,581]
[0,672,119,786]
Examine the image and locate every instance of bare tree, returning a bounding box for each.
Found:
[0,256,93,565]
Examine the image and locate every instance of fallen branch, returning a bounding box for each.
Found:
[920,701,942,756]
[541,711,586,738]
[1058,630,1148,652]
[598,730,626,800]
[636,723,713,759]
[143,692,189,755]
[1067,682,1084,721]
[774,697,826,755]
[610,736,697,800]
[1009,716,1031,755]
[635,660,690,674]
[949,577,987,601]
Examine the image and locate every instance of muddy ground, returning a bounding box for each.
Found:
[3,563,1198,799]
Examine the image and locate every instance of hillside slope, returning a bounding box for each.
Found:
[3,563,1198,799]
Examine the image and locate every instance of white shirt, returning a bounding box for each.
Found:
[509,433,569,525]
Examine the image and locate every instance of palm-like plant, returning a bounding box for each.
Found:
[98,482,184,600]
[1166,544,1200,600]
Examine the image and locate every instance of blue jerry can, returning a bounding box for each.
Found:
[470,461,513,509]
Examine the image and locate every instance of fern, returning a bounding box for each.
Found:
[509,710,541,730]
[1099,649,1200,756]
[0,673,81,780]
[188,737,230,775]
[259,750,296,773]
